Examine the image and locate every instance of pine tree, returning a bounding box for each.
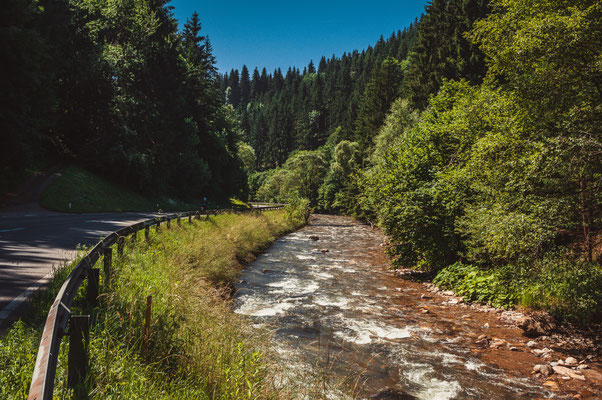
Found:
[228,69,241,108]
[240,65,251,108]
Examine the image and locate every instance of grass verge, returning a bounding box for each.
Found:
[0,207,308,399]
[40,166,202,213]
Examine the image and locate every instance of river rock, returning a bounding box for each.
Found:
[309,236,320,241]
[533,364,554,377]
[442,290,455,296]
[564,357,578,366]
[532,348,553,357]
[319,248,329,253]
[526,340,538,348]
[576,364,589,370]
[553,365,586,381]
[516,313,556,337]
[370,388,417,399]
[490,338,506,349]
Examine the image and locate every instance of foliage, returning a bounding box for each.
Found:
[433,262,520,308]
[521,252,602,322]
[255,150,328,205]
[354,58,405,153]
[434,256,602,322]
[404,0,490,109]
[285,196,312,225]
[318,140,362,212]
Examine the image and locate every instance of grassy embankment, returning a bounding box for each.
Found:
[0,207,308,399]
[40,166,203,213]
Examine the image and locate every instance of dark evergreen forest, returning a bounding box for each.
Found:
[2,0,246,200]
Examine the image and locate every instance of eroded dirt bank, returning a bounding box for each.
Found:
[234,214,602,399]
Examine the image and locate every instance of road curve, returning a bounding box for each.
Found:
[0,210,159,328]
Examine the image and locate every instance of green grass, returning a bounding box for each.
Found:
[0,207,309,399]
[40,166,202,213]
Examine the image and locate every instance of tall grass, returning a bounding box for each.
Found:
[0,209,307,399]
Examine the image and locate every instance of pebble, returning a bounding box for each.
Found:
[576,364,589,370]
[443,290,455,296]
[420,294,431,299]
[532,348,553,357]
[565,357,578,366]
[526,340,538,348]
[533,364,554,377]
[483,323,490,329]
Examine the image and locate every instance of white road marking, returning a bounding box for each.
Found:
[0,272,53,321]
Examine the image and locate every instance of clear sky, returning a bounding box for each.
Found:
[169,0,428,74]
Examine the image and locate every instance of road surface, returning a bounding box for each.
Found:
[0,210,158,328]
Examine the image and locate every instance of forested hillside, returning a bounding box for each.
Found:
[2,0,246,200]
[223,0,602,322]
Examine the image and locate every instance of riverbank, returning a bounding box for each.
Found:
[0,208,307,399]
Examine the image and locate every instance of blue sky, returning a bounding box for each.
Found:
[170,0,428,74]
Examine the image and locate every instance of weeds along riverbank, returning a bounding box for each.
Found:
[0,208,308,399]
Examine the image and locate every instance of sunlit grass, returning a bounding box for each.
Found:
[0,209,306,399]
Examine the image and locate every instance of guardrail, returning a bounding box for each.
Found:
[27,205,283,400]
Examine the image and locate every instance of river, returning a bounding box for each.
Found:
[233,214,558,399]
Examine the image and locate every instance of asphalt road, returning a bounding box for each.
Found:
[0,210,158,326]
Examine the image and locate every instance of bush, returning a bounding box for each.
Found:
[433,262,521,308]
[521,253,602,323]
[285,196,311,225]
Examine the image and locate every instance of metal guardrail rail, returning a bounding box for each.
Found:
[27,205,283,400]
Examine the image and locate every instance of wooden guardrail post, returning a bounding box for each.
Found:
[145,226,150,241]
[166,218,171,229]
[117,236,124,256]
[68,315,90,387]
[87,269,99,305]
[103,247,113,288]
[155,221,160,233]
[177,216,181,226]
[131,231,137,243]
[188,214,192,224]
